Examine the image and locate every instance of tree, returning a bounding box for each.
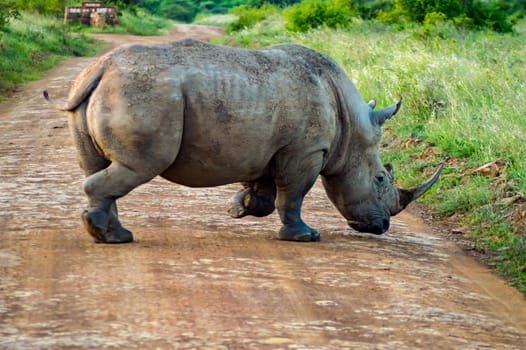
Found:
[158,0,198,22]
[16,0,66,15]
[389,0,515,32]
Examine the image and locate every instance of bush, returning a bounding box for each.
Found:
[393,0,462,23]
[284,0,356,32]
[118,9,172,34]
[158,0,198,22]
[0,0,20,30]
[466,0,515,32]
[17,0,67,16]
[355,0,393,20]
[247,0,301,7]
[227,3,279,32]
[384,0,515,32]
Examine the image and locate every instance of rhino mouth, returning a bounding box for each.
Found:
[348,218,390,235]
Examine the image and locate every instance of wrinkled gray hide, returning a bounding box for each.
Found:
[45,38,442,243]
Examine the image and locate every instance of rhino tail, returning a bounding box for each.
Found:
[43,57,106,112]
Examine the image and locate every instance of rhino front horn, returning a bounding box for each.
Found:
[396,163,445,212]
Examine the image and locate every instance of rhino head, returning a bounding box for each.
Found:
[322,98,444,234]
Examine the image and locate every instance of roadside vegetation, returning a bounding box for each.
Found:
[0,11,100,101]
[0,1,171,100]
[215,5,526,291]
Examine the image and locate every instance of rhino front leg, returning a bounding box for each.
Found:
[274,152,323,242]
[228,178,276,218]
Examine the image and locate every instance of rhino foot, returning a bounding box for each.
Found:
[228,189,275,218]
[278,224,320,242]
[227,189,250,218]
[103,227,133,244]
[82,209,133,244]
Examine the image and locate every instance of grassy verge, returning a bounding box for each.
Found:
[0,9,173,101]
[0,11,101,101]
[194,14,238,27]
[216,17,526,291]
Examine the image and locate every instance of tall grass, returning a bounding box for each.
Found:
[219,18,526,291]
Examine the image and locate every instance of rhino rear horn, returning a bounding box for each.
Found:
[396,163,445,213]
[370,97,402,126]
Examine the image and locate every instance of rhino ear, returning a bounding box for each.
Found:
[370,97,402,126]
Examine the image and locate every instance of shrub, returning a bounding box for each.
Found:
[158,0,198,22]
[284,0,356,32]
[117,9,172,35]
[0,0,20,30]
[17,0,67,16]
[247,0,301,7]
[355,0,393,20]
[423,11,447,29]
[227,3,279,32]
[384,0,515,32]
[466,0,514,32]
[393,0,462,23]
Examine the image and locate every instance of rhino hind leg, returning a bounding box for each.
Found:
[228,179,276,218]
[82,161,171,243]
[82,202,133,244]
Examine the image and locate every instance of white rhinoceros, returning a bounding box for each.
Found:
[44,38,442,243]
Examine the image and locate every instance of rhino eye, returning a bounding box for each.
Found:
[375,172,392,191]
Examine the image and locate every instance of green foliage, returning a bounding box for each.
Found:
[16,0,67,16]
[137,0,246,21]
[355,0,393,19]
[393,0,461,23]
[227,3,279,31]
[0,1,20,30]
[158,0,198,22]
[466,0,515,32]
[247,0,301,7]
[284,0,357,32]
[384,0,515,32]
[116,8,172,34]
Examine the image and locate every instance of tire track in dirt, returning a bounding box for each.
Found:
[0,24,525,349]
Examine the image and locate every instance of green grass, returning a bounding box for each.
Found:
[219,18,526,292]
[0,11,102,100]
[194,13,238,26]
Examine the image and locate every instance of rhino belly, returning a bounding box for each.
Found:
[160,148,272,187]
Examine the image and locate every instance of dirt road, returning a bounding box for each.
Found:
[1,24,525,349]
